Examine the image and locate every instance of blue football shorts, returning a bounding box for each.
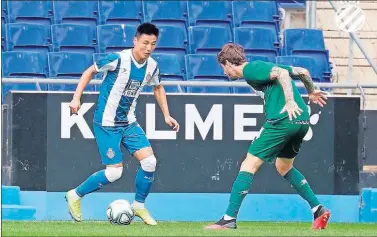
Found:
[93,122,151,165]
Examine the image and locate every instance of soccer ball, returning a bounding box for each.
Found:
[106,199,135,225]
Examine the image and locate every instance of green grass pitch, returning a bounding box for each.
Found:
[2,221,377,236]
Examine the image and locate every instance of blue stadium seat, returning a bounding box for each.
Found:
[48,52,95,91]
[98,1,143,25]
[292,51,331,82]
[277,0,306,9]
[6,1,53,25]
[283,29,325,54]
[232,79,253,94]
[2,51,48,77]
[53,1,98,27]
[153,53,185,81]
[97,24,136,53]
[188,26,232,54]
[5,23,51,53]
[234,27,279,62]
[187,1,232,30]
[276,55,319,81]
[246,54,270,62]
[185,54,231,93]
[2,0,6,22]
[143,1,188,28]
[232,1,280,37]
[154,25,188,55]
[2,51,48,92]
[2,20,5,51]
[51,24,97,54]
[283,29,331,81]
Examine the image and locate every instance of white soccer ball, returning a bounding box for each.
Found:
[106,199,135,225]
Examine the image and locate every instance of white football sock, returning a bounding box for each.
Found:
[312,205,320,213]
[132,200,145,209]
[223,214,236,220]
[70,189,81,201]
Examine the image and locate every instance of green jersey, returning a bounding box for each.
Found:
[243,60,309,121]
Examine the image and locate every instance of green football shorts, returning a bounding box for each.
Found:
[248,120,310,163]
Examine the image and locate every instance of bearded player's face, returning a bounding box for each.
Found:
[133,34,157,61]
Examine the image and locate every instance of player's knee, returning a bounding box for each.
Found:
[140,155,157,172]
[240,154,264,174]
[105,166,123,182]
[275,161,292,176]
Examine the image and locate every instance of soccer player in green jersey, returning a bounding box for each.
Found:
[205,43,330,230]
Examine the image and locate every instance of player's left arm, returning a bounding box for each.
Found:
[290,67,328,107]
[150,68,180,132]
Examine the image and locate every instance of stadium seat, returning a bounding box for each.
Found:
[232,1,280,37]
[188,26,232,54]
[246,54,270,62]
[2,0,6,22]
[276,55,319,81]
[98,1,143,25]
[154,25,188,55]
[2,20,5,51]
[234,27,279,62]
[277,0,306,9]
[187,1,232,30]
[283,29,326,54]
[153,53,186,81]
[143,1,188,28]
[185,54,231,93]
[283,29,331,81]
[2,51,49,92]
[48,52,95,91]
[6,1,53,25]
[5,23,51,53]
[53,1,98,27]
[97,24,136,53]
[2,51,48,77]
[51,24,97,55]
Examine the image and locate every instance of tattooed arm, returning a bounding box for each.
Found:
[291,67,328,107]
[290,67,317,93]
[270,67,303,120]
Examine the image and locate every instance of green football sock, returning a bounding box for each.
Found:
[284,167,320,208]
[225,171,254,218]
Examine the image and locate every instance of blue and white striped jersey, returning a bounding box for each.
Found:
[93,49,160,126]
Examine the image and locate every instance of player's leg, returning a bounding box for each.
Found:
[65,124,124,222]
[276,124,330,229]
[123,122,157,225]
[206,125,284,230]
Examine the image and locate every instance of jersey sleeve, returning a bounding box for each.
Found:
[147,66,161,86]
[243,61,274,85]
[94,53,120,73]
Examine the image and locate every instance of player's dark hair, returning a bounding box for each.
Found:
[217,43,246,66]
[135,23,159,38]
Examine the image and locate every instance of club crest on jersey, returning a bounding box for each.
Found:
[106,148,115,159]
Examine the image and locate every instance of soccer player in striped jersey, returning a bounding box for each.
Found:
[65,23,179,225]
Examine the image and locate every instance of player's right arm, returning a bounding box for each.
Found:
[70,65,97,114]
[70,52,120,114]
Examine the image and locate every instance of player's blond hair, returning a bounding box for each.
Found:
[217,43,246,66]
